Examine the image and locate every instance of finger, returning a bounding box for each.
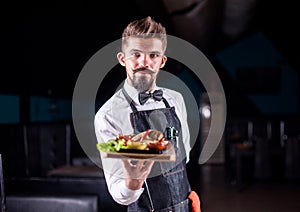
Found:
[135,160,146,169]
[143,160,154,170]
[122,159,135,168]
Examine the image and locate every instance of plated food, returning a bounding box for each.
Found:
[97,130,175,161]
[97,129,169,152]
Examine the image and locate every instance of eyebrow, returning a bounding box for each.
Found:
[129,49,161,55]
[129,49,143,53]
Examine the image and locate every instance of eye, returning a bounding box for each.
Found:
[133,52,140,57]
[149,53,160,59]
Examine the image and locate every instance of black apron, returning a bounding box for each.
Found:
[122,89,191,212]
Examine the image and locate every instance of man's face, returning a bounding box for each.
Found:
[117,37,167,92]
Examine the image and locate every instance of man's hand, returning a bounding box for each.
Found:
[122,160,154,190]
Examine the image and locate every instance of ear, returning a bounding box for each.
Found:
[117,52,125,66]
[160,55,167,68]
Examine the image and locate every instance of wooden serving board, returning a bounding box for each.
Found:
[101,143,176,161]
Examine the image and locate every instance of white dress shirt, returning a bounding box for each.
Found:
[94,80,191,205]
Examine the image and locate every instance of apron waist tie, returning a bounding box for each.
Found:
[144,180,189,212]
[145,180,154,212]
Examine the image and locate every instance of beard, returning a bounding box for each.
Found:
[132,75,154,92]
[130,69,156,92]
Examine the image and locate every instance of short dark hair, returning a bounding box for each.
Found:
[122,16,167,52]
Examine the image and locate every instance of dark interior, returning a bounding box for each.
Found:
[1,0,299,211]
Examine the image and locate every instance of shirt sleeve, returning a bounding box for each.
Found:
[103,171,144,205]
[94,110,144,205]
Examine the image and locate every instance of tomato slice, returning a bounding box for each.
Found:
[147,141,168,151]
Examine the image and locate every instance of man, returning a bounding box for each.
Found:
[95,16,198,212]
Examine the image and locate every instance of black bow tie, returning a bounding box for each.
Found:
[138,89,163,105]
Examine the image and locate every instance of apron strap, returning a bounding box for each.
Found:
[122,88,138,113]
[162,97,170,108]
[122,88,171,111]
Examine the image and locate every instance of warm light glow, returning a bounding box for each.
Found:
[201,105,211,119]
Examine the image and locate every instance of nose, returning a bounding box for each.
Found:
[138,54,150,68]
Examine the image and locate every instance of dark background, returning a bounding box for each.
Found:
[1,0,299,121]
[1,1,300,211]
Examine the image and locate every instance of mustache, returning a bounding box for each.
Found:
[133,68,155,74]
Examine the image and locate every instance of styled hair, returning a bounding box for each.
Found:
[121,16,167,52]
